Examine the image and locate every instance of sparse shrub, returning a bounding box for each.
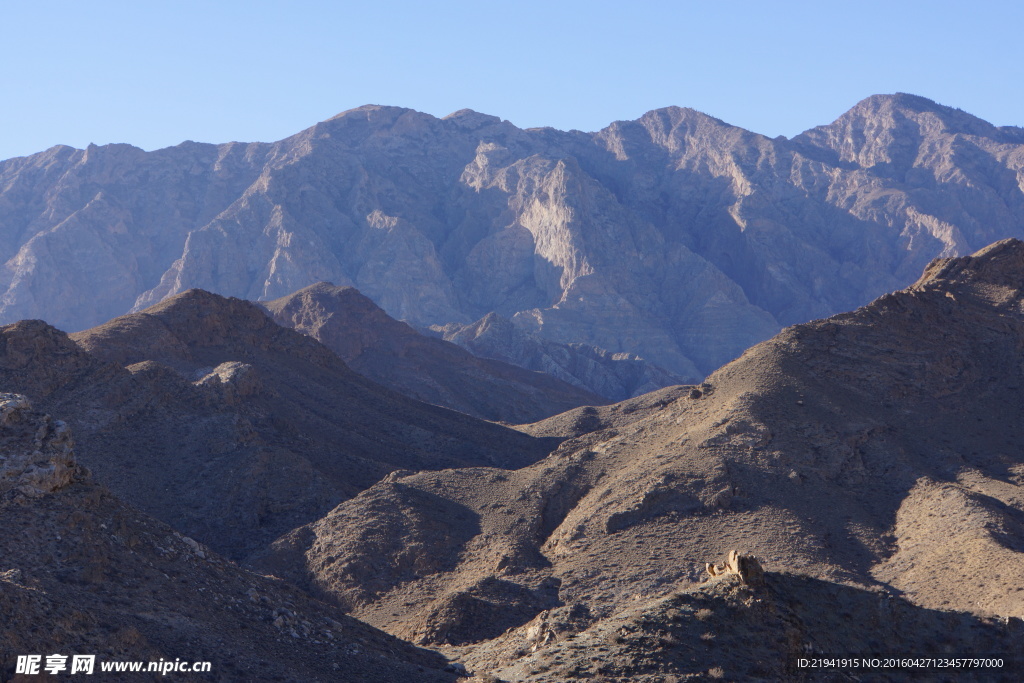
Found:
[659,632,681,647]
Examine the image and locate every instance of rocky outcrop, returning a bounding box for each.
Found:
[705,550,764,586]
[3,95,1023,378]
[0,394,78,498]
[464,572,1020,682]
[0,397,457,682]
[262,282,605,422]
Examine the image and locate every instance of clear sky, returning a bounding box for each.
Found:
[2,0,1021,161]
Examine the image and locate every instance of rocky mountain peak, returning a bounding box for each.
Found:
[263,282,605,422]
[640,105,733,130]
[325,103,418,123]
[73,288,338,372]
[442,109,504,129]
[792,92,1019,168]
[0,320,100,398]
[3,95,1024,384]
[596,105,756,158]
[263,281,404,360]
[912,237,1024,293]
[853,92,943,114]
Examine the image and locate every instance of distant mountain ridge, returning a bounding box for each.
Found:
[430,312,687,401]
[2,94,1023,378]
[262,282,605,422]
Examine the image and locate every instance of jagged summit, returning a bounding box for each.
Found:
[852,91,944,112]
[846,93,1024,136]
[325,103,419,122]
[639,105,736,130]
[73,287,335,372]
[3,94,1024,380]
[792,92,1022,166]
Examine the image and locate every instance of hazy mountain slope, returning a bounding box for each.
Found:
[431,312,688,401]
[252,239,1024,677]
[3,95,1022,378]
[262,282,605,423]
[0,141,271,332]
[0,395,456,683]
[0,290,554,559]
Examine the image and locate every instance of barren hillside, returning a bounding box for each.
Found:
[0,395,458,682]
[254,239,1024,679]
[0,290,555,559]
[263,282,605,422]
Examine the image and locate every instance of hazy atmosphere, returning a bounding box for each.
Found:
[3,0,1022,160]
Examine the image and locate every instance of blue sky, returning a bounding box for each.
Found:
[2,0,1021,161]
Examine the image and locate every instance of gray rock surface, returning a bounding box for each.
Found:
[431,313,687,401]
[2,94,1023,377]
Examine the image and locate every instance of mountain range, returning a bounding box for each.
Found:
[0,290,556,560]
[5,240,1024,679]
[5,95,1024,680]
[252,239,1024,679]
[3,93,1023,384]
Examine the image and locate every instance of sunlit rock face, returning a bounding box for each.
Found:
[2,95,1023,379]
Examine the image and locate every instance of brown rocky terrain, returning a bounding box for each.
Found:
[262,282,604,423]
[2,94,1023,381]
[467,570,1019,682]
[0,394,458,682]
[0,289,556,560]
[254,239,1024,680]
